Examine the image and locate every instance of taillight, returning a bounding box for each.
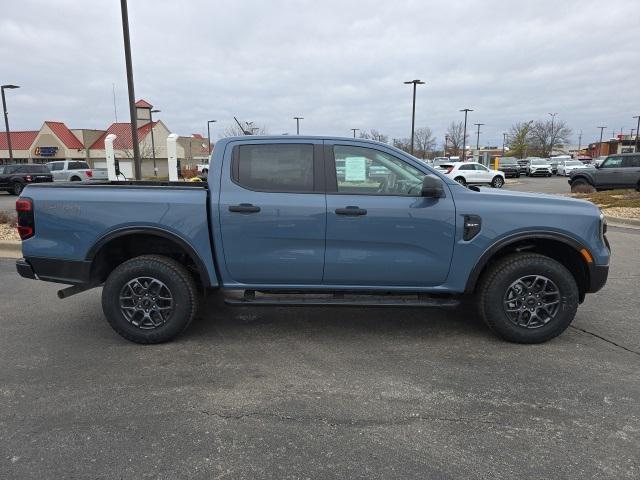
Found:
[25,175,32,182]
[446,167,454,174]
[85,170,93,178]
[16,198,34,240]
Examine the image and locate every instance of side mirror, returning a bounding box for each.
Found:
[421,175,444,198]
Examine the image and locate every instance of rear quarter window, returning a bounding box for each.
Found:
[232,144,315,192]
[68,161,90,170]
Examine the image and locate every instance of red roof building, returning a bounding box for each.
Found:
[0,131,39,150]
[89,121,158,150]
[43,121,84,149]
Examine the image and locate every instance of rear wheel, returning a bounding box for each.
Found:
[491,176,504,188]
[477,253,579,343]
[101,255,198,344]
[70,176,81,181]
[11,182,24,195]
[454,176,466,186]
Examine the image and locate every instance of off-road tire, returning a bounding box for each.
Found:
[570,178,595,193]
[477,253,579,344]
[102,255,198,344]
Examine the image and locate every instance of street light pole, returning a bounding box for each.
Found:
[474,123,484,151]
[502,133,507,157]
[293,116,303,135]
[634,116,640,152]
[351,128,359,138]
[149,109,160,176]
[404,79,425,155]
[459,108,473,159]
[207,120,217,155]
[119,0,142,180]
[444,135,449,157]
[597,126,607,158]
[1,84,20,163]
[548,112,557,157]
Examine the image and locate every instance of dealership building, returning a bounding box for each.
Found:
[0,100,210,178]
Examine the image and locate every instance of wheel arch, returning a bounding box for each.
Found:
[465,231,593,302]
[86,227,213,288]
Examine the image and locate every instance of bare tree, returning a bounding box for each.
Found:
[507,121,534,158]
[358,129,389,143]
[530,119,572,157]
[391,137,412,153]
[445,121,467,156]
[413,127,436,159]
[222,123,269,137]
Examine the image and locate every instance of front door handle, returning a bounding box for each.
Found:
[229,203,261,213]
[335,206,367,216]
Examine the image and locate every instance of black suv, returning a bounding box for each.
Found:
[0,164,53,195]
[497,157,521,178]
[569,153,640,192]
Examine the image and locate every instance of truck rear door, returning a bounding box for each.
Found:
[218,140,326,285]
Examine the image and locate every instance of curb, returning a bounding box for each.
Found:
[605,215,640,229]
[0,240,21,259]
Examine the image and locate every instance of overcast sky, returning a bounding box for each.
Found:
[2,0,638,147]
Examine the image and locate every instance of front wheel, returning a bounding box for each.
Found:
[491,176,504,188]
[102,255,198,344]
[477,253,579,343]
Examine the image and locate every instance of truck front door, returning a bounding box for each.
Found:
[218,141,326,285]
[323,142,456,287]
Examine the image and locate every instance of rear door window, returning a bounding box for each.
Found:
[622,156,640,168]
[68,161,90,170]
[232,144,315,192]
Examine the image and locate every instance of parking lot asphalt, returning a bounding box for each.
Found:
[0,191,16,214]
[1,223,639,479]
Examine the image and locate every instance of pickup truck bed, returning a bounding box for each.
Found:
[15,135,610,345]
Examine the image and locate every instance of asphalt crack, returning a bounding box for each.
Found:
[198,410,508,428]
[569,325,640,356]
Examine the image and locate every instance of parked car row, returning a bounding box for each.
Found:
[0,160,108,194]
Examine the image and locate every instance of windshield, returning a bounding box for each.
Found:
[531,159,547,165]
[566,161,582,166]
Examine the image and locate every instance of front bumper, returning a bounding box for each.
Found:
[588,264,609,293]
[529,169,552,176]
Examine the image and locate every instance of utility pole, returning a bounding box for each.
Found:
[474,123,484,151]
[1,84,20,163]
[149,109,160,176]
[634,116,640,152]
[293,116,303,135]
[460,108,473,159]
[548,112,557,157]
[404,79,425,155]
[578,130,582,152]
[351,128,359,138]
[119,0,141,180]
[597,126,607,158]
[207,120,217,155]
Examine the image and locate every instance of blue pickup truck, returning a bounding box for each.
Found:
[15,136,610,344]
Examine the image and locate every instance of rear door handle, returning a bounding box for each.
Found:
[335,206,367,216]
[229,203,261,213]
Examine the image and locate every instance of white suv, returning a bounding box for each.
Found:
[526,158,553,177]
[439,162,505,188]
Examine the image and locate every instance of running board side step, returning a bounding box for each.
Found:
[224,290,461,308]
